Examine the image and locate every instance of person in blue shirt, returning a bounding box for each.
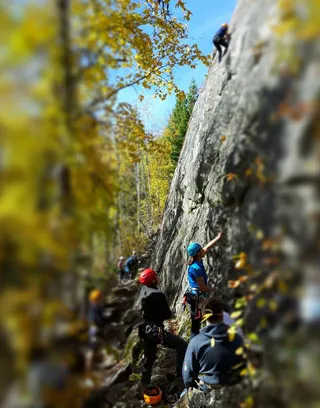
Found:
[186,231,222,339]
[213,23,230,63]
[182,297,246,391]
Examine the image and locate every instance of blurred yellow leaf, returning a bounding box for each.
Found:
[231,311,242,319]
[235,347,244,355]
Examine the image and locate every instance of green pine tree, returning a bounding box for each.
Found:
[166,79,198,168]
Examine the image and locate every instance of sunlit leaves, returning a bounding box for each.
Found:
[247,332,260,343]
[82,0,209,109]
[231,310,242,319]
[228,325,237,342]
[225,172,239,182]
[240,396,254,408]
[273,0,320,73]
[201,313,213,323]
[228,280,241,289]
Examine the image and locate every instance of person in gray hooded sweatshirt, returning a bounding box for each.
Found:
[182,297,246,391]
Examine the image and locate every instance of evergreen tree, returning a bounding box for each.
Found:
[186,78,199,116]
[167,79,198,168]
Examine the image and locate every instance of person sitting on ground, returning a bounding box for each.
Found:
[186,232,222,339]
[138,268,188,390]
[182,297,246,391]
[212,23,230,63]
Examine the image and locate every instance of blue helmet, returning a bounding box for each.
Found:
[187,242,202,257]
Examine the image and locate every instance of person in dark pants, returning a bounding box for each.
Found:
[186,232,222,339]
[138,268,188,387]
[125,251,139,280]
[213,23,230,63]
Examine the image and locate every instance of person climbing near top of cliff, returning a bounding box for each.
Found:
[137,268,188,394]
[185,231,222,339]
[213,23,230,63]
[181,297,247,407]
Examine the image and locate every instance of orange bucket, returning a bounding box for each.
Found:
[143,386,162,405]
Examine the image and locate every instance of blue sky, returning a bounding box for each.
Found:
[118,0,237,133]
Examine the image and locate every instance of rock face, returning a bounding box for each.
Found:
[153,0,319,306]
[152,1,319,406]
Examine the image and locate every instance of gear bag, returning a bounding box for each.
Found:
[138,322,164,344]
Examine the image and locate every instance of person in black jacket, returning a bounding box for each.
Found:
[213,23,230,63]
[183,297,246,390]
[138,268,188,386]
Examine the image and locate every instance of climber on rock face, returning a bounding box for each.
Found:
[137,268,188,390]
[185,232,222,339]
[213,23,230,63]
[182,297,246,391]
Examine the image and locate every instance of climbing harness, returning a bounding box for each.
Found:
[182,288,209,320]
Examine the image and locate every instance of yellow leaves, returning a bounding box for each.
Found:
[228,280,241,289]
[278,280,288,294]
[269,300,278,312]
[254,156,267,184]
[233,252,247,269]
[201,313,213,323]
[221,135,226,142]
[235,347,244,355]
[211,338,215,347]
[247,332,259,343]
[241,396,254,408]
[256,298,267,308]
[228,325,237,342]
[235,297,247,309]
[240,368,248,377]
[235,258,247,270]
[255,229,264,240]
[225,172,239,182]
[273,18,297,37]
[231,311,242,319]
[245,168,253,177]
[244,156,269,185]
[175,0,185,9]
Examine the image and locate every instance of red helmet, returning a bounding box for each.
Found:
[138,268,158,286]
